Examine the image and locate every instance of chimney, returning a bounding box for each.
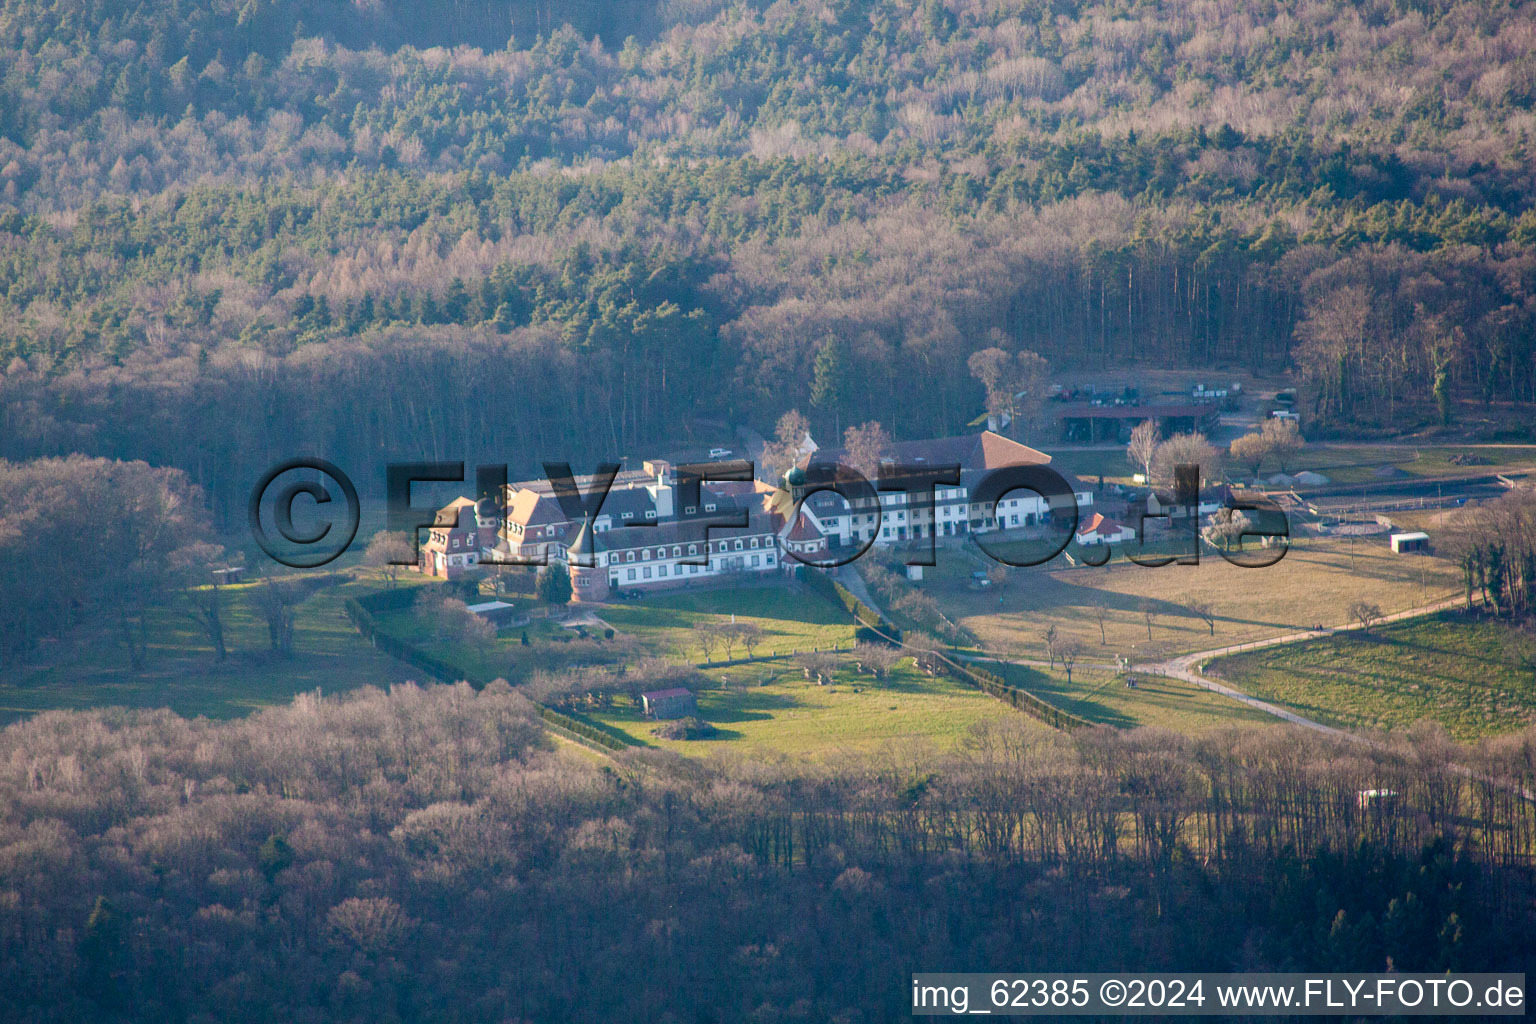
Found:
[644,460,675,519]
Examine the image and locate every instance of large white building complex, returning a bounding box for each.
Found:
[415,430,1097,601]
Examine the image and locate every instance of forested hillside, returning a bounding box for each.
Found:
[2,689,1533,1020]
[2,0,1535,516]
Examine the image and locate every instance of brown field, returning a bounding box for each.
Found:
[914,534,1460,664]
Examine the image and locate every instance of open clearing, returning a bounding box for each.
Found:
[597,585,856,659]
[913,534,1460,663]
[1207,612,1536,739]
[586,657,1039,758]
[0,572,424,723]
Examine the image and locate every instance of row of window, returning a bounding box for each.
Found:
[613,552,774,582]
[601,534,770,566]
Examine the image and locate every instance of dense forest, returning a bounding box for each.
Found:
[1,0,1535,523]
[1,686,1533,1021]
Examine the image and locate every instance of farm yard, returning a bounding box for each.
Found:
[1206,612,1536,740]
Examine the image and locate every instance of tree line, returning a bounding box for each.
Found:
[0,685,1533,1021]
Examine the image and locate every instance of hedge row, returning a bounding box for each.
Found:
[941,658,1094,732]
[352,587,421,614]
[538,706,637,750]
[345,597,486,685]
[798,568,897,636]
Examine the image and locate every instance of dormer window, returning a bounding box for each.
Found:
[684,506,696,515]
[704,503,716,512]
[645,510,656,519]
[622,512,634,520]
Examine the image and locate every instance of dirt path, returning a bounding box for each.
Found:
[1130,594,1472,737]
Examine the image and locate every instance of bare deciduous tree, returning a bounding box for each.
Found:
[252,576,305,656]
[1260,417,1304,474]
[1186,599,1216,636]
[737,623,765,660]
[365,531,417,587]
[694,622,720,662]
[1228,432,1272,480]
[1153,432,1222,491]
[171,541,231,661]
[1127,420,1160,483]
[796,650,838,685]
[904,631,945,675]
[1092,598,1110,644]
[1349,601,1384,634]
[853,641,900,682]
[761,409,813,480]
[842,421,891,479]
[1058,641,1081,684]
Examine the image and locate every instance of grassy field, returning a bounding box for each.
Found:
[1269,443,1536,485]
[1207,612,1536,739]
[983,659,1277,732]
[1,572,427,723]
[914,534,1460,663]
[585,656,1040,758]
[597,585,857,660]
[1055,443,1536,488]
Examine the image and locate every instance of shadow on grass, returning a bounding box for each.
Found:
[991,663,1139,728]
[698,688,803,724]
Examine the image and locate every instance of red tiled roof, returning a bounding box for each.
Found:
[785,513,824,542]
[804,430,1051,473]
[1077,513,1128,536]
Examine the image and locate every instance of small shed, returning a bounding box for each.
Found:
[1390,531,1430,554]
[465,600,520,627]
[641,687,697,719]
[211,566,245,585]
